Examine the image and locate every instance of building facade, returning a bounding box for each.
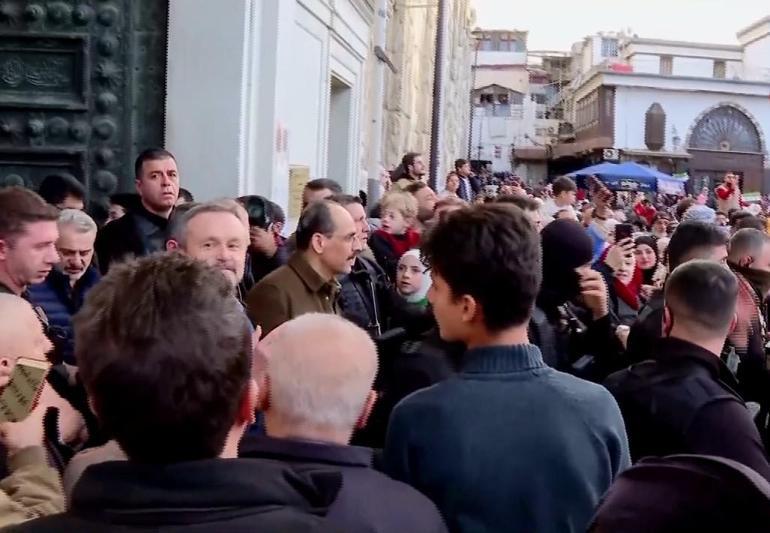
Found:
[469,29,560,183]
[368,0,474,188]
[0,0,475,218]
[554,17,770,192]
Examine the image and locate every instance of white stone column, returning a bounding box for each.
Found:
[165,0,253,200]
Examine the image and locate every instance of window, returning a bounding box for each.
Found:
[479,93,494,105]
[660,55,673,76]
[531,93,547,105]
[478,35,493,51]
[498,94,509,105]
[492,104,510,117]
[499,35,523,52]
[714,60,726,79]
[601,38,618,58]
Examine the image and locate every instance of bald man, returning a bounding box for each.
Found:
[0,294,64,526]
[240,314,447,533]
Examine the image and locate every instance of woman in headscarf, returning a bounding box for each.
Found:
[395,249,431,309]
[634,235,660,291]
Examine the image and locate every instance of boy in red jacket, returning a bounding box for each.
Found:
[370,191,421,280]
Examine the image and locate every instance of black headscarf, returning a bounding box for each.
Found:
[538,219,594,311]
[634,235,659,285]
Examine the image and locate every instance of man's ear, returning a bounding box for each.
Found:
[310,233,325,255]
[255,374,270,412]
[729,313,738,335]
[237,379,258,426]
[460,294,478,325]
[355,390,377,431]
[662,306,673,337]
[166,239,179,251]
[739,256,754,268]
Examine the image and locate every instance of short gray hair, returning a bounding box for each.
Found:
[167,201,243,247]
[266,314,377,433]
[58,209,97,234]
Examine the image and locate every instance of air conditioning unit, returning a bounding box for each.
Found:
[603,148,619,161]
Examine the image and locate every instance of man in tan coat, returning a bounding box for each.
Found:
[246,201,362,335]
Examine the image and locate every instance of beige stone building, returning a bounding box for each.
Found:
[359,0,475,190]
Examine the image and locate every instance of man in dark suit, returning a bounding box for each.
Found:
[95,148,180,273]
[454,158,480,201]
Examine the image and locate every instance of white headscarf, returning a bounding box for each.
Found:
[398,249,432,304]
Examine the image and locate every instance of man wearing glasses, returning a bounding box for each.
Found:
[246,200,362,335]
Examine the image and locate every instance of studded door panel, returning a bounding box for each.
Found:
[0,0,168,207]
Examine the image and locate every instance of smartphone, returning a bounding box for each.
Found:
[614,223,633,243]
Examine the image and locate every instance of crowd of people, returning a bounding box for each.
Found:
[1,148,770,531]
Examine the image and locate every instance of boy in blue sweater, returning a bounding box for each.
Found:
[383,203,630,533]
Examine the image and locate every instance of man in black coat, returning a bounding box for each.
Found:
[605,260,770,480]
[95,148,180,273]
[10,254,337,532]
[241,313,448,533]
[625,221,728,364]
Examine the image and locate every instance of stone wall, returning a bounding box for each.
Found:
[359,0,474,189]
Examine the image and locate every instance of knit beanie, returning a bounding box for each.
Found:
[682,204,716,224]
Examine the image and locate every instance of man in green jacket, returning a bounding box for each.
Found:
[246,200,361,335]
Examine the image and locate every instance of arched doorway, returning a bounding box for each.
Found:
[687,104,766,193]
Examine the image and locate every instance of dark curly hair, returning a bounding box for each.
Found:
[421,204,541,331]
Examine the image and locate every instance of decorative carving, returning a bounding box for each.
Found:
[0,57,23,86]
[72,4,94,25]
[0,0,166,205]
[0,55,70,88]
[96,92,118,112]
[97,34,119,56]
[0,118,21,141]
[95,61,122,88]
[0,2,19,24]
[97,5,119,26]
[25,58,69,87]
[24,4,45,21]
[27,119,44,137]
[92,118,116,140]
[47,117,69,137]
[96,147,115,165]
[690,105,762,153]
[94,170,117,192]
[3,174,25,187]
[644,103,666,151]
[47,2,71,23]
[69,121,90,142]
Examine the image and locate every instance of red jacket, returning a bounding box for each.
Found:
[634,202,656,227]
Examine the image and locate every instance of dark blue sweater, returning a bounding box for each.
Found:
[383,343,630,533]
[28,267,100,365]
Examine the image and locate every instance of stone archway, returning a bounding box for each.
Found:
[686,103,767,193]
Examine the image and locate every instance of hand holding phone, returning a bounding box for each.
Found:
[614,223,634,243]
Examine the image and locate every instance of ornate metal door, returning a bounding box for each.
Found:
[0,0,168,208]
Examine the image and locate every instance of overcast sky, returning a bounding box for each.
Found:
[471,0,769,51]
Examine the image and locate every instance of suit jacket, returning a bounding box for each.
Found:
[95,207,170,274]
